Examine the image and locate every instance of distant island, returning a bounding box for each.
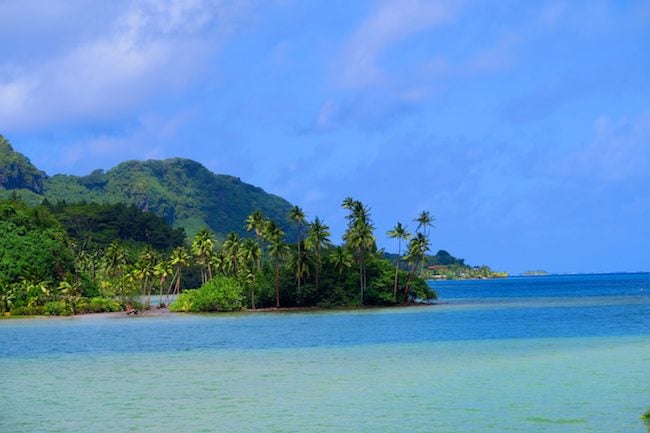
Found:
[0,134,505,316]
[523,270,550,276]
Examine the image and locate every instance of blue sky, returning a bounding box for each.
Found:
[1,0,649,274]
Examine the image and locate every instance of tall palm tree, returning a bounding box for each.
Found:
[265,221,289,308]
[245,210,265,270]
[288,205,307,291]
[153,260,173,307]
[305,217,331,294]
[241,239,261,309]
[415,211,435,236]
[403,233,430,303]
[222,232,241,276]
[287,241,313,291]
[169,247,191,296]
[342,198,375,305]
[191,228,215,284]
[387,222,411,302]
[135,246,158,307]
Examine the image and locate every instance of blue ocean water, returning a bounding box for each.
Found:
[1,273,649,433]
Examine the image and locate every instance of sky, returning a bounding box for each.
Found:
[1,0,649,274]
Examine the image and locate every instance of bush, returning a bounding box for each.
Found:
[43,300,72,316]
[170,276,244,312]
[77,297,122,314]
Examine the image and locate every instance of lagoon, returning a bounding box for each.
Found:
[1,274,649,432]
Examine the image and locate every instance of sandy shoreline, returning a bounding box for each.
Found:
[1,302,438,320]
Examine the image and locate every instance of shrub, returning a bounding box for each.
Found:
[170,276,244,312]
[43,300,72,316]
[77,297,122,314]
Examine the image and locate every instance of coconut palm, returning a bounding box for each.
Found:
[403,233,430,302]
[153,261,173,307]
[265,221,289,308]
[222,232,241,275]
[415,210,435,236]
[245,210,265,270]
[169,247,191,296]
[342,198,375,305]
[241,238,262,308]
[288,206,307,291]
[329,246,353,276]
[191,228,215,284]
[305,217,331,294]
[387,222,411,302]
[135,246,158,307]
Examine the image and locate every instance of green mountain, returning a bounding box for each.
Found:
[0,137,295,240]
[0,135,46,193]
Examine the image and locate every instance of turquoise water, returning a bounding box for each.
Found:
[1,274,649,432]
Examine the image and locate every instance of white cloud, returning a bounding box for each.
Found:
[337,0,461,89]
[0,0,254,132]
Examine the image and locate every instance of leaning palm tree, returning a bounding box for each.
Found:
[387,222,411,302]
[305,217,331,294]
[169,247,191,296]
[288,206,307,291]
[135,246,158,307]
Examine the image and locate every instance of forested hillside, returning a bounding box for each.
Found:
[0,136,295,239]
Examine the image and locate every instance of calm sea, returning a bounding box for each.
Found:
[1,273,649,432]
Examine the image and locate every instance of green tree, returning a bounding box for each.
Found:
[169,247,191,296]
[387,222,411,302]
[241,238,261,309]
[153,260,173,307]
[342,199,376,306]
[404,233,430,302]
[305,216,331,295]
[265,220,289,307]
[222,232,241,275]
[191,228,215,284]
[288,205,306,291]
[245,210,265,270]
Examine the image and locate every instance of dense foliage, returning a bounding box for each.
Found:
[42,158,296,239]
[170,276,244,312]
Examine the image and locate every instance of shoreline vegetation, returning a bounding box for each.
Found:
[1,193,460,317]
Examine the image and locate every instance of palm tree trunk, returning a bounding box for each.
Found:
[275,258,280,308]
[315,247,321,295]
[393,242,401,302]
[404,258,421,303]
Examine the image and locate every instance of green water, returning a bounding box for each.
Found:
[2,336,648,432]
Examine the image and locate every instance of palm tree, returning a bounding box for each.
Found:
[169,247,191,296]
[288,205,307,291]
[387,222,411,302]
[222,232,241,275]
[415,211,435,236]
[153,261,173,307]
[265,221,289,308]
[342,198,375,305]
[241,239,262,309]
[403,233,430,303]
[191,228,215,284]
[245,210,265,270]
[305,217,331,294]
[135,246,158,307]
[287,241,313,291]
[329,246,353,276]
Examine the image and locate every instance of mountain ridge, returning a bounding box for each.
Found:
[0,136,295,239]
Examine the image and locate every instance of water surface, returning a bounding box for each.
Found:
[1,273,649,432]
